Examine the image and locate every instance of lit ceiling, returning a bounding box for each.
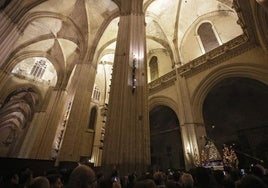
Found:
[11,0,238,84]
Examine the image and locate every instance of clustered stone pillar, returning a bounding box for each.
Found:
[102,0,150,176]
[58,64,97,162]
[176,76,207,169]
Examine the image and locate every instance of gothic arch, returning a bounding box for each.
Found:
[0,84,43,111]
[179,10,237,63]
[112,0,120,10]
[3,52,62,89]
[18,11,85,51]
[90,12,119,65]
[146,36,175,68]
[1,11,91,90]
[192,63,268,123]
[95,38,117,64]
[0,86,41,157]
[149,95,180,120]
[149,96,185,169]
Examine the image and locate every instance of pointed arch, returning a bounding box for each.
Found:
[192,63,268,123]
[0,87,40,157]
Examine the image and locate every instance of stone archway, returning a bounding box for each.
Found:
[149,105,185,170]
[203,77,268,167]
[0,87,39,157]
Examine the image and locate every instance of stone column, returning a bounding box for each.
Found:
[28,88,68,160]
[57,64,96,162]
[18,112,47,158]
[102,0,150,176]
[0,11,21,67]
[0,70,11,93]
[176,75,206,169]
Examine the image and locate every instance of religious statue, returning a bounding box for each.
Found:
[200,136,222,167]
[222,144,239,168]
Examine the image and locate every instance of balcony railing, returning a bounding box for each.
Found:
[148,33,255,94]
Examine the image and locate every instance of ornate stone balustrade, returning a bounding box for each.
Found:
[148,70,177,94]
[177,34,254,77]
[148,34,255,94]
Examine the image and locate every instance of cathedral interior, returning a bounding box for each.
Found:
[0,0,268,175]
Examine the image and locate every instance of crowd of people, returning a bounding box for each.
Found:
[0,163,268,188]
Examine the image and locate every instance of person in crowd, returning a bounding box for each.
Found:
[29,176,50,188]
[46,174,63,188]
[18,167,33,188]
[166,181,182,188]
[190,167,218,188]
[97,178,113,188]
[165,170,182,188]
[120,175,129,188]
[112,176,121,188]
[153,171,166,188]
[0,172,19,187]
[134,179,157,188]
[221,177,235,188]
[213,170,225,187]
[127,173,137,188]
[67,164,96,188]
[250,163,268,185]
[235,174,268,188]
[179,173,194,188]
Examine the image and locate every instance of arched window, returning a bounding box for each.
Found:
[88,107,97,130]
[92,86,101,101]
[149,56,159,81]
[197,22,220,53]
[30,59,47,79]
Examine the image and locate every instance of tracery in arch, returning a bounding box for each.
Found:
[12,57,57,86]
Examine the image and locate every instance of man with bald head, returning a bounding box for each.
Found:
[67,164,96,188]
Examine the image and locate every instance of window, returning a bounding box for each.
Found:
[197,22,220,53]
[30,59,47,79]
[88,107,97,130]
[92,86,101,101]
[149,56,159,81]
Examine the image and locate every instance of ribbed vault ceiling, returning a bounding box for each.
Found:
[9,0,238,85]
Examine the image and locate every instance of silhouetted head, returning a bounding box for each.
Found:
[193,167,210,186]
[251,164,266,178]
[68,164,96,188]
[19,167,33,186]
[46,174,63,188]
[236,174,268,188]
[213,170,225,185]
[180,173,194,188]
[134,179,157,188]
[29,176,50,188]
